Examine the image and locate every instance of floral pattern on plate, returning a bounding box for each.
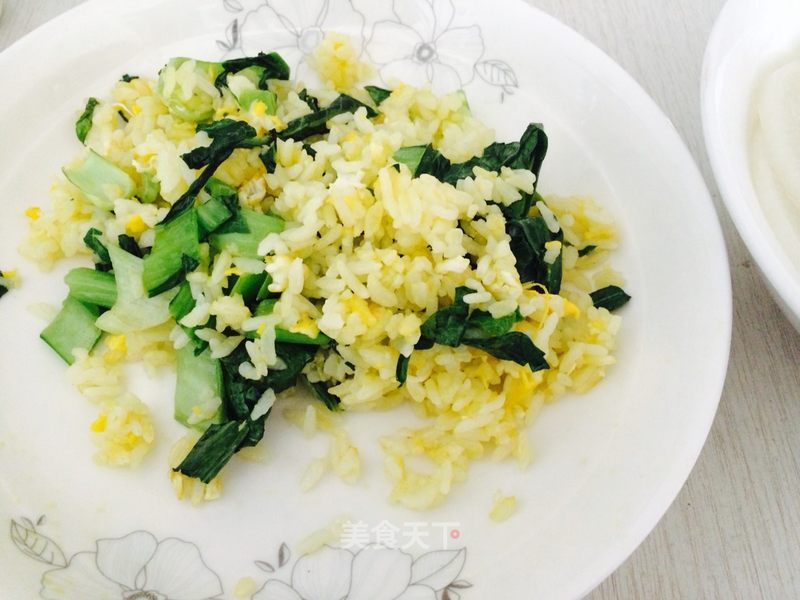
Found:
[253,544,470,600]
[10,518,471,599]
[11,518,223,600]
[217,0,519,100]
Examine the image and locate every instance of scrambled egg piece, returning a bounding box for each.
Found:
[90,394,154,467]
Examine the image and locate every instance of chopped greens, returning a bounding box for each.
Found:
[75,97,99,144]
[231,273,268,307]
[396,354,410,385]
[463,332,548,371]
[184,120,260,169]
[305,377,342,412]
[142,208,201,296]
[259,141,277,172]
[121,74,139,83]
[445,123,549,219]
[174,420,251,483]
[174,344,223,431]
[506,215,563,292]
[298,89,320,112]
[175,341,317,482]
[590,285,631,311]
[169,281,196,321]
[394,123,548,202]
[419,286,470,347]
[95,244,175,334]
[40,297,102,364]
[63,150,135,211]
[402,287,549,379]
[138,171,161,204]
[251,298,331,346]
[365,85,392,106]
[65,268,117,308]
[393,124,556,290]
[214,51,291,90]
[117,234,145,258]
[278,94,377,141]
[83,228,112,271]
[164,119,272,223]
[208,208,284,259]
[462,309,522,339]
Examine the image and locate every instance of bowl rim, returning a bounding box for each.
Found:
[702,0,800,328]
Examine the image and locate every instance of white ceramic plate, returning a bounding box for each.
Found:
[0,1,730,598]
[703,0,800,329]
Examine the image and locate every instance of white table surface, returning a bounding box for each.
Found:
[3,1,799,598]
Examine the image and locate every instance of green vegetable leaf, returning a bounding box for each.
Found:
[393,146,426,174]
[266,343,319,393]
[256,274,273,302]
[464,332,548,371]
[143,208,201,296]
[169,281,195,321]
[197,196,235,238]
[365,85,392,106]
[419,286,471,346]
[62,150,136,211]
[40,296,103,364]
[175,421,250,483]
[120,74,139,83]
[303,143,317,158]
[259,141,277,172]
[209,208,284,259]
[183,119,258,169]
[590,285,631,311]
[396,354,410,385]
[231,272,267,308]
[278,95,378,141]
[164,120,270,223]
[219,342,317,421]
[75,98,99,144]
[138,172,160,204]
[414,290,546,373]
[219,346,263,421]
[83,228,112,271]
[238,89,278,113]
[175,338,320,482]
[444,143,521,184]
[174,345,223,431]
[462,309,522,340]
[95,243,175,335]
[506,215,562,292]
[117,234,145,258]
[298,89,320,112]
[215,52,291,90]
[65,268,117,309]
[396,124,548,209]
[305,377,342,412]
[393,145,453,180]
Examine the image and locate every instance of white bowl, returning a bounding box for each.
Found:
[703,0,800,329]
